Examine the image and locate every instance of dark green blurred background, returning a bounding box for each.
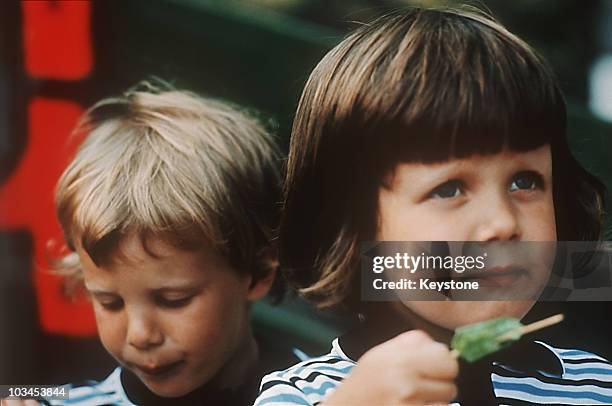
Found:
[90,0,612,220]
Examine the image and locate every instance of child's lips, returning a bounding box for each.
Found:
[131,360,185,378]
[456,266,528,288]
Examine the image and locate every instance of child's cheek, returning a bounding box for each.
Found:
[92,308,125,359]
[525,198,557,241]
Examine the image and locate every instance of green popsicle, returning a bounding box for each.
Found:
[450,314,564,362]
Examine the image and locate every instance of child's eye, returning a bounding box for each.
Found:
[99,299,124,312]
[509,171,544,192]
[429,180,464,199]
[156,295,194,309]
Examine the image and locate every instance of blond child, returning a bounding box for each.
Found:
[41,84,285,405]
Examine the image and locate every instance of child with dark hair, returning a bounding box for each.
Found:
[255,6,611,405]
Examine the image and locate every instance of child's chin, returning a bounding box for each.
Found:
[133,366,202,398]
[141,379,197,398]
[445,301,535,328]
[406,300,535,331]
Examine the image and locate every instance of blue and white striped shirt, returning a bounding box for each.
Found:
[255,338,612,405]
[43,367,135,406]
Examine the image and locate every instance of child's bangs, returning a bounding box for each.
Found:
[379,76,566,165]
[57,126,223,267]
[68,190,219,268]
[339,8,567,168]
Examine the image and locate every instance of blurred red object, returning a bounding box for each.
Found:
[0,1,97,336]
[0,99,96,336]
[22,1,93,79]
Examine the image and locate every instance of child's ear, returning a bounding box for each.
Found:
[246,245,278,301]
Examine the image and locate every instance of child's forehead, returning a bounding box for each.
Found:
[75,231,206,269]
[118,233,177,258]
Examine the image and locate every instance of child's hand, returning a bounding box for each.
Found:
[323,330,458,406]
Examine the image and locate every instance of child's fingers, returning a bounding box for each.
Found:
[422,381,458,404]
[393,329,431,344]
[391,331,459,380]
[418,342,459,380]
[411,379,457,404]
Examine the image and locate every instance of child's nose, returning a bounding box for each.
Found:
[474,194,521,241]
[126,311,164,350]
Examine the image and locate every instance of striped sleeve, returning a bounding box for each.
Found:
[254,373,312,406]
[44,367,134,406]
[493,344,612,405]
[254,354,355,406]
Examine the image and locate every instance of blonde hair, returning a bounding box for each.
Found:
[55,82,282,286]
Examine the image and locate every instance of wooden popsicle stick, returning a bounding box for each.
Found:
[498,314,564,342]
[450,314,564,359]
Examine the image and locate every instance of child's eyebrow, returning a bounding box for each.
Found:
[413,160,467,175]
[150,285,200,293]
[401,163,469,188]
[86,289,117,296]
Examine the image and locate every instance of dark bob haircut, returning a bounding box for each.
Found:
[280,6,607,309]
